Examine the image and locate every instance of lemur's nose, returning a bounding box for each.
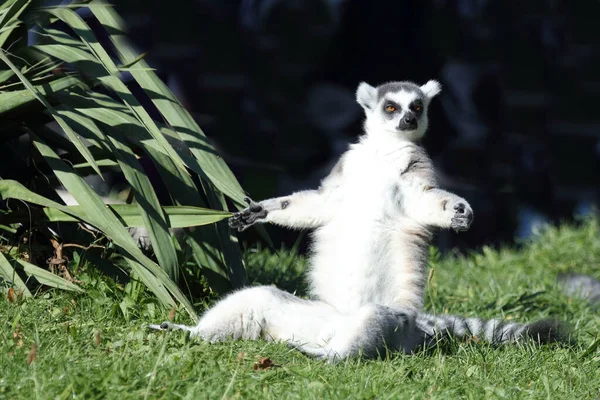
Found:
[398,114,418,130]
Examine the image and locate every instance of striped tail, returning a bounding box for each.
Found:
[416,313,568,346]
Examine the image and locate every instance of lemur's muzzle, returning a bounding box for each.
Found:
[398,113,418,131]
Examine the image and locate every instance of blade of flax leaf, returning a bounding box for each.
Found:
[57,89,247,289]
[89,1,247,207]
[104,129,180,282]
[1,204,230,227]
[0,141,198,320]
[0,49,102,176]
[0,180,179,308]
[0,75,83,116]
[7,253,83,292]
[39,7,191,176]
[91,1,272,263]
[55,105,181,282]
[145,144,246,291]
[0,0,30,49]
[0,251,31,296]
[38,138,197,318]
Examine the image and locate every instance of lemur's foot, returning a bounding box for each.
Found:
[450,201,474,232]
[147,321,172,331]
[229,197,268,232]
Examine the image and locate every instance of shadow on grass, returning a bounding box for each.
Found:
[243,244,309,297]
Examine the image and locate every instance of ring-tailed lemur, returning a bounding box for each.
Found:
[150,80,566,361]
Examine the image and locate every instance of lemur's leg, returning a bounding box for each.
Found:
[405,188,474,232]
[150,288,424,361]
[229,190,333,231]
[292,305,422,362]
[150,286,339,345]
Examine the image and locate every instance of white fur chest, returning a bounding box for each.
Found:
[337,138,415,216]
[308,138,422,312]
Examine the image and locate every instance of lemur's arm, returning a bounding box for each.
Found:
[398,148,474,231]
[229,158,344,231]
[405,187,473,231]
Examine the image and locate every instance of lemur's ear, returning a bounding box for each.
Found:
[356,82,377,110]
[420,80,442,100]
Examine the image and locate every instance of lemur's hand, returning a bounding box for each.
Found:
[229,197,268,232]
[450,200,474,232]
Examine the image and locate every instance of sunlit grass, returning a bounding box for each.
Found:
[1,219,599,399]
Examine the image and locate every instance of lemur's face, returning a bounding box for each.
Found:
[356,80,441,142]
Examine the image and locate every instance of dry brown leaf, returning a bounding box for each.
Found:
[94,330,101,346]
[13,326,24,347]
[253,357,276,371]
[237,352,246,361]
[7,288,15,303]
[168,307,176,321]
[27,343,37,365]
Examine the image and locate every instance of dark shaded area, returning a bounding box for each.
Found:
[112,0,600,252]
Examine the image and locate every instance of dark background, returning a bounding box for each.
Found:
[111,0,600,253]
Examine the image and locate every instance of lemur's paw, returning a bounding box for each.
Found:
[228,197,268,232]
[450,201,474,232]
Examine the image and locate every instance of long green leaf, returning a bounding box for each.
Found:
[56,89,247,289]
[0,251,31,296]
[0,75,83,116]
[65,89,248,288]
[89,3,273,250]
[32,138,196,318]
[0,0,29,49]
[56,90,244,288]
[53,104,181,281]
[90,1,247,206]
[37,7,190,177]
[104,126,181,282]
[0,49,102,176]
[8,254,83,292]
[122,257,174,308]
[0,158,197,321]
[2,204,230,227]
[145,146,247,291]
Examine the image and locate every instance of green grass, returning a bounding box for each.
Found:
[1,220,600,399]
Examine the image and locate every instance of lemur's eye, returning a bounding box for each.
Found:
[412,102,423,112]
[414,105,422,112]
[385,105,396,112]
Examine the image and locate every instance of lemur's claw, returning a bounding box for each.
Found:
[228,197,268,232]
